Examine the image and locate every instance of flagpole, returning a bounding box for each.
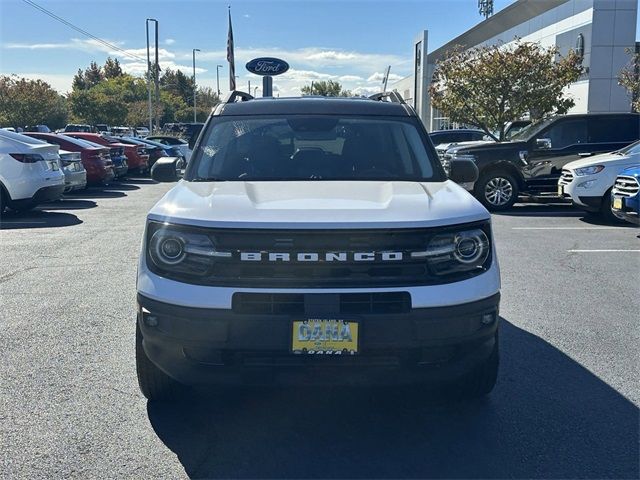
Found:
[227,5,236,92]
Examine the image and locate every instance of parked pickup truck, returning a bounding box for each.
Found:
[445,113,640,211]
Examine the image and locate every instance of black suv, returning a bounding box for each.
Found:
[447,113,640,210]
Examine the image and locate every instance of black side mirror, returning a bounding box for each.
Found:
[449,159,479,183]
[151,156,184,182]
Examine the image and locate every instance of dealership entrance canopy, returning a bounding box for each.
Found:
[391,0,639,131]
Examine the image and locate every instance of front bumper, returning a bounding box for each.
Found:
[612,194,640,225]
[137,292,500,386]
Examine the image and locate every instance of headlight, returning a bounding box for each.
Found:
[451,153,476,162]
[574,165,604,176]
[147,222,230,276]
[411,227,491,276]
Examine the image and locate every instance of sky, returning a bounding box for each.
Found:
[0,0,638,97]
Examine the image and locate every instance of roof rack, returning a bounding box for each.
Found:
[224,91,254,103]
[368,91,405,104]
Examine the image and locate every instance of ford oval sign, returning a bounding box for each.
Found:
[246,57,289,76]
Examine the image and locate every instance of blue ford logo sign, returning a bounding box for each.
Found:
[246,57,290,76]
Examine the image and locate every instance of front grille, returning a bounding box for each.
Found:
[612,175,639,198]
[148,222,492,288]
[559,169,574,186]
[232,292,411,315]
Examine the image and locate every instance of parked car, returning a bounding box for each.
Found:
[146,135,192,161]
[430,129,486,147]
[95,124,110,133]
[0,130,65,212]
[111,126,134,137]
[23,125,51,133]
[24,133,115,185]
[559,140,640,220]
[63,133,128,178]
[59,149,87,192]
[120,136,167,168]
[611,165,640,225]
[135,126,150,137]
[64,124,93,133]
[136,92,499,401]
[446,113,640,210]
[129,137,183,164]
[72,133,150,174]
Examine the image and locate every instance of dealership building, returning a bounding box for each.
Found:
[391,0,639,131]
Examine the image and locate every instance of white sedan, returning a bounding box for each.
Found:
[558,140,640,220]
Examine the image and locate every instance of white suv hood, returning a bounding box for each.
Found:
[148,180,489,228]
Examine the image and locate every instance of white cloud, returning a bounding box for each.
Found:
[352,85,381,96]
[243,14,250,18]
[10,73,74,94]
[339,75,363,82]
[165,38,176,45]
[367,71,403,83]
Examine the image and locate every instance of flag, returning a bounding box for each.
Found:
[227,8,236,91]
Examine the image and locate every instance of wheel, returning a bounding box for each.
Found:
[599,188,624,224]
[136,323,183,401]
[448,333,499,400]
[0,189,7,215]
[474,172,519,211]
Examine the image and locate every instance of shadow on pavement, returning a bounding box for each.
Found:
[108,182,141,191]
[39,199,97,211]
[121,177,158,185]
[0,210,82,229]
[147,320,639,479]
[67,186,127,199]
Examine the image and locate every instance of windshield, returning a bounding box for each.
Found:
[508,117,555,142]
[187,115,441,182]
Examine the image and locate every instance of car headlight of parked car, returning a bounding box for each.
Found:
[574,165,604,176]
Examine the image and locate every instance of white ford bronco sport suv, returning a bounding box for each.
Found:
[137,91,501,400]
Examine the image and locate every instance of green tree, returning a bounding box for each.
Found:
[618,49,639,112]
[161,67,195,106]
[301,80,351,97]
[429,40,583,140]
[72,68,86,91]
[0,75,67,128]
[84,61,104,88]
[104,57,123,79]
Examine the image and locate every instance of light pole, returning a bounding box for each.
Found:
[253,86,258,97]
[192,48,200,123]
[145,18,157,132]
[216,65,223,96]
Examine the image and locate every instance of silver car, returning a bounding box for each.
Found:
[59,150,86,192]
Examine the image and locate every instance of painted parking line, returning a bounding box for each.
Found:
[513,227,622,230]
[567,249,640,253]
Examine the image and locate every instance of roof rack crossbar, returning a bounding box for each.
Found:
[368,91,405,104]
[224,90,254,104]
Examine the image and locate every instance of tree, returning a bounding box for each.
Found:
[84,61,104,88]
[0,75,67,128]
[72,68,86,91]
[429,40,583,140]
[301,80,351,97]
[104,57,123,79]
[161,67,195,106]
[618,49,639,112]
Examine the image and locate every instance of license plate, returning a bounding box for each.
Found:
[558,185,563,196]
[613,198,623,210]
[292,319,359,355]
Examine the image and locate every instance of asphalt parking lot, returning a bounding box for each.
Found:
[1,180,638,479]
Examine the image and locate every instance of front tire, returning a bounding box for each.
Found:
[136,323,183,401]
[449,333,499,400]
[474,172,519,211]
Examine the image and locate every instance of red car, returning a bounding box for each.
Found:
[65,132,149,174]
[24,133,115,185]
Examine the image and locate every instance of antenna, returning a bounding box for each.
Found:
[478,0,493,19]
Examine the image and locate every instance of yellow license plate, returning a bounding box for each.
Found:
[292,319,359,355]
[613,198,623,210]
[558,185,563,196]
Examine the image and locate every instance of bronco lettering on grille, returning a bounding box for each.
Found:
[239,252,404,262]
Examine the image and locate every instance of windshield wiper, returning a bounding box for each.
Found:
[190,177,226,182]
